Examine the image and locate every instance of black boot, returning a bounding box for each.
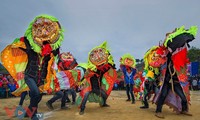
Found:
[46,101,54,110]
[140,101,149,109]
[140,105,149,109]
[101,103,110,107]
[79,109,84,115]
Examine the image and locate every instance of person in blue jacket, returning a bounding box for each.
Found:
[120,54,137,104]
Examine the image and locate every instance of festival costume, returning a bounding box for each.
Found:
[120,53,137,103]
[76,41,117,115]
[154,26,198,118]
[133,72,143,100]
[1,15,64,119]
[140,46,167,109]
[46,52,78,110]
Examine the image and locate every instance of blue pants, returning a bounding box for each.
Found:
[66,89,77,102]
[48,90,67,107]
[19,91,29,106]
[25,76,42,118]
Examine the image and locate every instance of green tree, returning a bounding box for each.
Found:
[136,59,144,71]
[188,46,200,62]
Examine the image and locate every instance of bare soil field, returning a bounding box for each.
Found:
[0,90,200,120]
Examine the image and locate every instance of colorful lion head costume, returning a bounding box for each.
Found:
[120,53,136,68]
[87,41,115,71]
[76,41,117,106]
[143,46,167,80]
[1,14,64,96]
[57,52,78,71]
[153,25,198,112]
[25,14,64,55]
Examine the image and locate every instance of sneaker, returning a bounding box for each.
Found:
[126,99,131,101]
[46,102,54,110]
[79,109,84,115]
[155,112,164,119]
[181,111,192,116]
[140,106,149,109]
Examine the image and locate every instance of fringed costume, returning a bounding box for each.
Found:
[1,14,64,119]
[77,41,117,115]
[154,26,198,118]
[140,46,167,109]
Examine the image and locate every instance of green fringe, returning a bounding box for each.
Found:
[24,14,64,53]
[143,46,159,70]
[12,38,20,44]
[87,41,115,71]
[164,26,198,47]
[120,53,136,68]
[77,63,88,69]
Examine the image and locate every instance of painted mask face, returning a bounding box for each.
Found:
[124,58,134,67]
[59,52,78,70]
[89,47,108,66]
[60,52,74,62]
[32,18,60,46]
[148,49,166,68]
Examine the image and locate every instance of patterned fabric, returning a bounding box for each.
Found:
[1,39,56,96]
[76,68,117,106]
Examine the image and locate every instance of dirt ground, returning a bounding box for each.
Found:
[0,90,200,120]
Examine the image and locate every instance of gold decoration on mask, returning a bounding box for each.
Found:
[32,18,60,46]
[60,52,74,62]
[89,48,108,66]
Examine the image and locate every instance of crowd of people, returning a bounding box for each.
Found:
[0,74,17,98]
[189,75,200,90]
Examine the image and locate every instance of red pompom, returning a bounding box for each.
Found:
[20,37,25,42]
[41,44,52,56]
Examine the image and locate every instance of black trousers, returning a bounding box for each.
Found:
[80,89,107,111]
[126,84,135,102]
[143,81,159,107]
[48,90,67,107]
[156,82,188,112]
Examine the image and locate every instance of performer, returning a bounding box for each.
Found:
[120,53,137,104]
[154,26,198,118]
[46,52,78,110]
[1,14,64,120]
[19,91,30,106]
[140,46,167,109]
[77,41,117,115]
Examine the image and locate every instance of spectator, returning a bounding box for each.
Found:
[192,77,198,90]
[113,82,119,90]
[198,78,200,90]
[7,78,17,96]
[1,78,10,98]
[188,76,192,90]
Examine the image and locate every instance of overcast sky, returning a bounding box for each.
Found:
[0,0,200,69]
